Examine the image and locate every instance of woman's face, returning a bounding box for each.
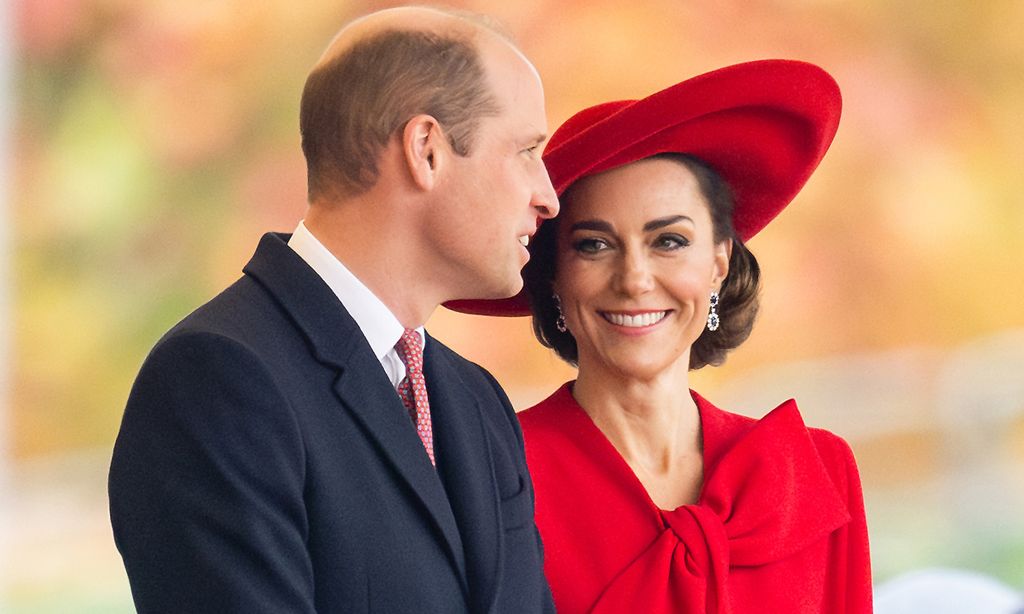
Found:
[553,157,731,381]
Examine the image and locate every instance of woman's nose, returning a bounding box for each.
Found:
[614,250,655,296]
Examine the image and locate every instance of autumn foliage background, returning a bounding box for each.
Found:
[6,0,1024,610]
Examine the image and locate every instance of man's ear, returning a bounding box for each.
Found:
[402,114,447,191]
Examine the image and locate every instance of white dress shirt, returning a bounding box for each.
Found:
[288,221,424,390]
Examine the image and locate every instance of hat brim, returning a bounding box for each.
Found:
[446,59,841,317]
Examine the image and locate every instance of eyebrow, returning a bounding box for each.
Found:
[569,220,614,233]
[643,215,692,231]
[569,215,693,234]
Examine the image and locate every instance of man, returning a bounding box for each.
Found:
[109,6,559,613]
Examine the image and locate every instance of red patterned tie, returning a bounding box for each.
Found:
[395,328,434,465]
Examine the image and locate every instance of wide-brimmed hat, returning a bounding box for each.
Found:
[447,59,841,316]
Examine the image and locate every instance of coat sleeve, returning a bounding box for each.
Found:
[815,430,874,613]
[109,331,316,613]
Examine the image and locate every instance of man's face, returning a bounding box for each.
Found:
[428,36,559,301]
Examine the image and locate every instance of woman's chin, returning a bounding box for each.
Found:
[585,351,690,384]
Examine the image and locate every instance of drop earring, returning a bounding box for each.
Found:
[553,293,568,333]
[707,291,720,332]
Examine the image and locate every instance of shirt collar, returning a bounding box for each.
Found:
[288,221,423,361]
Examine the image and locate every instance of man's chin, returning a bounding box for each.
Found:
[495,275,525,299]
[468,275,524,301]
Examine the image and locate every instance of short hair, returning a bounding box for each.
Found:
[524,153,761,370]
[299,27,501,199]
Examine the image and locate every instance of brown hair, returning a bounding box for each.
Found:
[299,27,501,199]
[524,153,761,370]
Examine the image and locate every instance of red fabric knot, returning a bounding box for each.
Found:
[589,400,852,614]
[590,503,734,614]
[661,505,730,580]
[395,328,434,465]
[591,506,732,614]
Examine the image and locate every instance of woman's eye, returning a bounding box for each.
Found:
[654,234,688,250]
[573,238,609,254]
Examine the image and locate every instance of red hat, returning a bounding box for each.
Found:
[447,59,841,316]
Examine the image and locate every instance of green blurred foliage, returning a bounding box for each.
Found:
[14,0,1024,454]
[8,0,1024,607]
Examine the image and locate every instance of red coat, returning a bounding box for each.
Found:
[520,383,872,614]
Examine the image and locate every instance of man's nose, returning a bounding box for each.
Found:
[531,166,559,220]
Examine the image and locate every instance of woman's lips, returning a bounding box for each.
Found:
[600,310,669,328]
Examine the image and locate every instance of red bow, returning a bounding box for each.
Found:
[590,400,850,614]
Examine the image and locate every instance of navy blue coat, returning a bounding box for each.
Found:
[109,233,553,613]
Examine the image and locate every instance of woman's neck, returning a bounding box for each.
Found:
[573,361,704,507]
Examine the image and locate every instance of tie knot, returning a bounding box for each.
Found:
[395,328,423,374]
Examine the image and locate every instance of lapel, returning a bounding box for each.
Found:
[425,337,501,614]
[242,233,469,594]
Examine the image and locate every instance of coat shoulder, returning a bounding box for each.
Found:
[427,337,507,400]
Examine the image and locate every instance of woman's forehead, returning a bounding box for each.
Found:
[558,159,710,225]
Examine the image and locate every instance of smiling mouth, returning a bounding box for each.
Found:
[518,235,530,247]
[601,311,669,328]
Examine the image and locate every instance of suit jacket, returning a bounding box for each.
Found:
[109,232,554,613]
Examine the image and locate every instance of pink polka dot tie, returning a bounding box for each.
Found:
[395,328,434,465]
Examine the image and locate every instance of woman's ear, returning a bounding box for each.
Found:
[712,238,733,287]
[402,114,446,191]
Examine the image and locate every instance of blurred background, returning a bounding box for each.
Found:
[5,0,1024,610]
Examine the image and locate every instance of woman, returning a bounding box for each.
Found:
[450,60,871,613]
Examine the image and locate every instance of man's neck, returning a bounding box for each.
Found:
[303,200,441,328]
